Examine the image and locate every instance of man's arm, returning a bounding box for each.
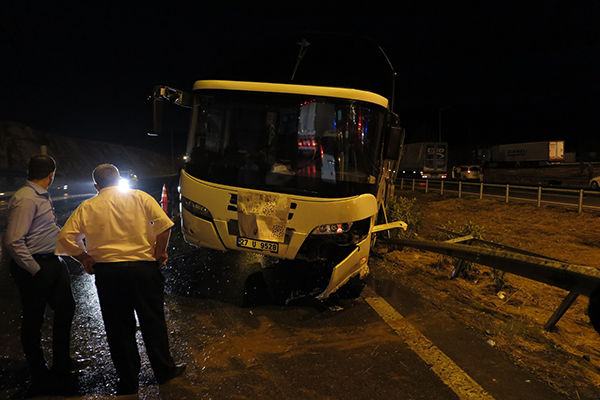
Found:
[55,207,95,272]
[4,197,41,276]
[55,208,87,256]
[140,190,174,267]
[154,227,171,268]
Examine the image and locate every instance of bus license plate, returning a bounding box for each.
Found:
[237,237,279,254]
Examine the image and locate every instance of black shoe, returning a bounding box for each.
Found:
[116,390,139,397]
[116,385,139,396]
[70,357,93,373]
[49,366,79,393]
[23,384,47,399]
[23,380,68,398]
[157,364,186,384]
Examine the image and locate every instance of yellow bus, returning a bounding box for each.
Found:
[150,80,405,300]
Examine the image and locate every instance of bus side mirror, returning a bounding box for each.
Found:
[384,125,403,160]
[148,96,164,136]
[147,85,192,137]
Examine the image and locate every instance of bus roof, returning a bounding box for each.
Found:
[192,80,389,109]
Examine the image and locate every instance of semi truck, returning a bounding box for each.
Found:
[148,80,406,301]
[397,142,448,179]
[483,141,565,167]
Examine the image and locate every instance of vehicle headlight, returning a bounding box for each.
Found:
[311,222,353,235]
[119,178,130,191]
[182,197,213,220]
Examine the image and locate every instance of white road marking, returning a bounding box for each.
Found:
[364,287,496,400]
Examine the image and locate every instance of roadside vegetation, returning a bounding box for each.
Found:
[385,196,424,239]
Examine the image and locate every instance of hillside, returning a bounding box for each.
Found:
[0,121,175,190]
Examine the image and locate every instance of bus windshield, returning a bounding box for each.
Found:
[184,89,386,198]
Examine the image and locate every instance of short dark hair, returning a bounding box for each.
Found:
[28,155,56,180]
[93,164,121,189]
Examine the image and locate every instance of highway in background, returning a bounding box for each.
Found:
[401,178,600,211]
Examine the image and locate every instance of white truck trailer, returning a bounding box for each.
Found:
[487,141,565,167]
[397,142,448,179]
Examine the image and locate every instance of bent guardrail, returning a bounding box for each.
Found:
[380,236,600,331]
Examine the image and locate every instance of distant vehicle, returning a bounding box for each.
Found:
[398,142,448,179]
[590,176,600,190]
[452,165,483,181]
[119,169,138,189]
[482,140,565,167]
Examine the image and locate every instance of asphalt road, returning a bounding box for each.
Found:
[0,183,570,399]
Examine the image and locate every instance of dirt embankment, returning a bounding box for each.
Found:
[0,121,174,190]
[371,191,600,399]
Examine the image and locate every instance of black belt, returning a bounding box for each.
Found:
[95,261,157,267]
[32,253,57,260]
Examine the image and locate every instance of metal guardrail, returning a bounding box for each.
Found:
[397,178,600,213]
[380,235,600,331]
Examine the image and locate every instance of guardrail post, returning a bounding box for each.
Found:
[544,291,579,331]
[479,183,483,199]
[441,180,444,195]
[505,184,510,203]
[537,186,542,208]
[458,181,462,198]
[450,238,473,278]
[425,179,429,193]
[412,179,415,191]
[400,178,404,190]
[579,189,583,213]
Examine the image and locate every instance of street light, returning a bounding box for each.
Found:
[439,107,451,142]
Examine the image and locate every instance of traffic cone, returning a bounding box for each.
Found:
[160,184,168,213]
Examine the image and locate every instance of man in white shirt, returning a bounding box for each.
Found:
[56,164,185,396]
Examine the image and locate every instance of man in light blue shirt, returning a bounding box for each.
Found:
[3,155,76,397]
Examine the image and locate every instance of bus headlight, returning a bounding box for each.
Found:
[311,222,353,235]
[182,197,213,220]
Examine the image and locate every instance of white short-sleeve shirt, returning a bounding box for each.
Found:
[56,186,174,263]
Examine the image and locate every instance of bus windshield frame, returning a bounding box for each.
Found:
[184,88,387,198]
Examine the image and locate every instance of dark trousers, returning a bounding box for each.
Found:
[10,255,75,381]
[94,261,176,393]
[588,289,600,334]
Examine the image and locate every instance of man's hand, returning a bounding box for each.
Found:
[74,252,96,275]
[154,228,171,268]
[154,252,169,268]
[82,257,97,275]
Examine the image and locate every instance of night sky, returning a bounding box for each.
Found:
[1,1,598,156]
